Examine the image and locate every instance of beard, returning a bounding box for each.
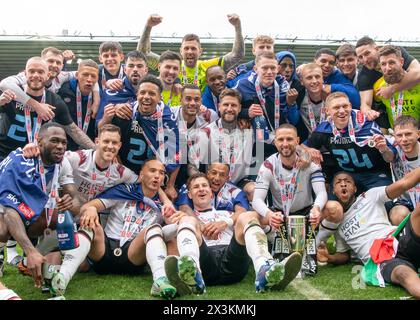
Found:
[221,113,236,123]
[384,70,405,84]
[280,148,294,158]
[27,79,45,91]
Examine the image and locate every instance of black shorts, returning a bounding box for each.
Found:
[384,198,414,215]
[380,217,420,284]
[89,235,145,275]
[199,234,250,286]
[270,205,312,217]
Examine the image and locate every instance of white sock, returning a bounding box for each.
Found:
[177,223,201,269]
[244,224,273,272]
[145,227,167,281]
[6,240,19,263]
[59,229,93,284]
[316,220,339,247]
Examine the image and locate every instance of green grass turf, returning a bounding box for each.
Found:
[1,237,411,300]
[0,262,409,300]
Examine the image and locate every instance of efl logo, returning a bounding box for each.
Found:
[18,202,35,220]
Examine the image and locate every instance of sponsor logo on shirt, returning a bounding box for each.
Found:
[6,193,19,205]
[18,202,35,220]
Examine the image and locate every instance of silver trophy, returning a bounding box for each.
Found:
[287,215,306,254]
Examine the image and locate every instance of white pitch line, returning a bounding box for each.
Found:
[290,279,331,300]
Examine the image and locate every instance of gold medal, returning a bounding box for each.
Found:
[113,247,122,257]
[368,140,376,148]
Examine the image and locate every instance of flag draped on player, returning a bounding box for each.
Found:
[0,148,52,224]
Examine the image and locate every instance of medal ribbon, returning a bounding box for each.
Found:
[20,91,46,144]
[179,113,200,167]
[330,110,371,147]
[211,92,219,111]
[306,91,326,132]
[39,159,60,228]
[213,183,228,209]
[390,92,404,122]
[132,102,166,164]
[255,77,280,131]
[276,155,299,218]
[395,146,420,206]
[217,120,240,179]
[76,85,93,133]
[101,65,124,87]
[167,85,174,107]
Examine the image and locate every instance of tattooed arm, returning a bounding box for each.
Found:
[3,208,45,286]
[61,183,84,216]
[63,122,95,149]
[223,14,245,71]
[136,14,162,71]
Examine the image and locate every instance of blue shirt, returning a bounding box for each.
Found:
[96,77,137,126]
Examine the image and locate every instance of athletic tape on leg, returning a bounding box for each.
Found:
[177,222,197,235]
[144,224,163,243]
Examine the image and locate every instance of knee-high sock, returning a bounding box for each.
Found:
[177,223,200,269]
[315,220,339,247]
[145,227,167,281]
[59,228,93,284]
[244,224,273,272]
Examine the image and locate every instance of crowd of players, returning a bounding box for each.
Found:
[0,13,420,300]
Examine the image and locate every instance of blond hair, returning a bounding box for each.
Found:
[253,35,274,48]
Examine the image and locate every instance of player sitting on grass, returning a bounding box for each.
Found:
[164,173,302,295]
[50,159,184,299]
[316,168,420,299]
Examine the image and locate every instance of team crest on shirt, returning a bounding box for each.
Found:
[64,98,71,103]
[58,214,65,224]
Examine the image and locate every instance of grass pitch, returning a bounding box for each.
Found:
[1,261,409,300]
